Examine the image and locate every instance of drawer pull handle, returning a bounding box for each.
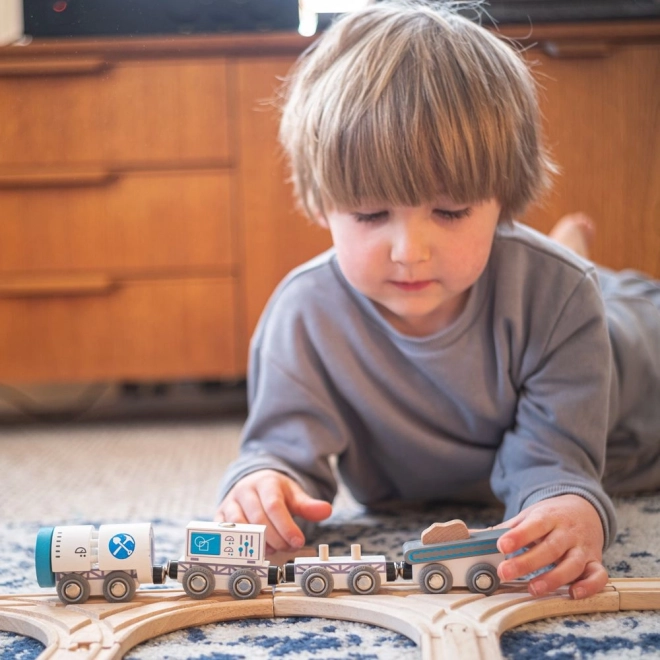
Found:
[0,57,113,77]
[0,276,119,298]
[0,171,119,189]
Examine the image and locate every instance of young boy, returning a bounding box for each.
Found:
[216,2,660,600]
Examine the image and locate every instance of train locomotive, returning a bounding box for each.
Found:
[35,523,167,605]
[35,520,508,604]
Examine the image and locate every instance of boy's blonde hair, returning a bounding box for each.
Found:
[279,1,555,223]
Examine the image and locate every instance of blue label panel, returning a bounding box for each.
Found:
[190,532,221,556]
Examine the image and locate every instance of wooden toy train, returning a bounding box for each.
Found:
[35,519,508,605]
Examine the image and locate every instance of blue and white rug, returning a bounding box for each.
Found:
[1,494,659,659]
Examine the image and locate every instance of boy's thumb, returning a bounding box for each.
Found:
[287,483,333,522]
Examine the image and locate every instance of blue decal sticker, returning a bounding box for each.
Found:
[109,534,136,559]
[190,532,221,556]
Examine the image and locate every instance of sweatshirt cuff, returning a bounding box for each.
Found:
[522,485,614,550]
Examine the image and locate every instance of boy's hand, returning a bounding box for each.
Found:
[215,469,333,554]
[496,494,608,600]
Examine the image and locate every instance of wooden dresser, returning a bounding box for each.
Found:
[0,22,658,385]
[0,33,329,384]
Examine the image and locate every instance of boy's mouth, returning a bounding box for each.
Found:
[390,280,434,291]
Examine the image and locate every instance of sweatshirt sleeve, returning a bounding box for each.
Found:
[490,269,618,548]
[216,278,350,533]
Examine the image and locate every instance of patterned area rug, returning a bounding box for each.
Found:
[1,494,659,660]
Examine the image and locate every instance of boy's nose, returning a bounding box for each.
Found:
[390,227,431,265]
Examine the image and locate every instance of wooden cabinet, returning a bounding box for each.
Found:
[518,28,660,277]
[235,57,331,343]
[0,23,658,385]
[0,44,250,383]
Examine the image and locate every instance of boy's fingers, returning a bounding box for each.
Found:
[216,472,330,552]
[222,476,299,552]
[499,529,571,581]
[284,480,333,523]
[498,514,552,555]
[526,546,589,596]
[498,511,525,529]
[294,498,333,523]
[215,500,248,524]
[247,481,302,551]
[569,561,609,600]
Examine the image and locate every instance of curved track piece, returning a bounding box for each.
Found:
[0,579,658,660]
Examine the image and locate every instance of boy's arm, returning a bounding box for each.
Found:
[217,287,351,548]
[217,349,349,500]
[490,270,617,597]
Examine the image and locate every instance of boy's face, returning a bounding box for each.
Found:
[318,197,501,336]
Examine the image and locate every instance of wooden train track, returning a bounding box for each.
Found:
[1,579,659,660]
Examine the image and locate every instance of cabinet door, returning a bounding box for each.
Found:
[0,58,230,167]
[522,44,660,277]
[235,57,332,362]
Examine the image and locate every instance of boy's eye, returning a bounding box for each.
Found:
[354,211,388,223]
[433,207,471,221]
[352,207,471,223]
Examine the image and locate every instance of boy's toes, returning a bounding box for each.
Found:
[549,212,595,258]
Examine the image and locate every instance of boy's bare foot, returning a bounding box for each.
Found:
[549,212,595,259]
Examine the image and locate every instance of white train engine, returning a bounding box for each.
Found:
[35,523,167,604]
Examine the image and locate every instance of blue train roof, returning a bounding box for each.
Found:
[403,528,507,565]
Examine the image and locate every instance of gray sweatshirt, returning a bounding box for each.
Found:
[218,222,660,548]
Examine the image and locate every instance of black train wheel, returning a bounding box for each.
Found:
[57,573,91,604]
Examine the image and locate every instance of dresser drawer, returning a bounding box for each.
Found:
[0,169,234,274]
[0,58,230,167]
[0,277,238,383]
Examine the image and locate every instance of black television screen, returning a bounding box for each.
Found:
[312,1,660,33]
[468,0,660,24]
[23,0,300,38]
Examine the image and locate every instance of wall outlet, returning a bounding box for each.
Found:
[0,0,24,45]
